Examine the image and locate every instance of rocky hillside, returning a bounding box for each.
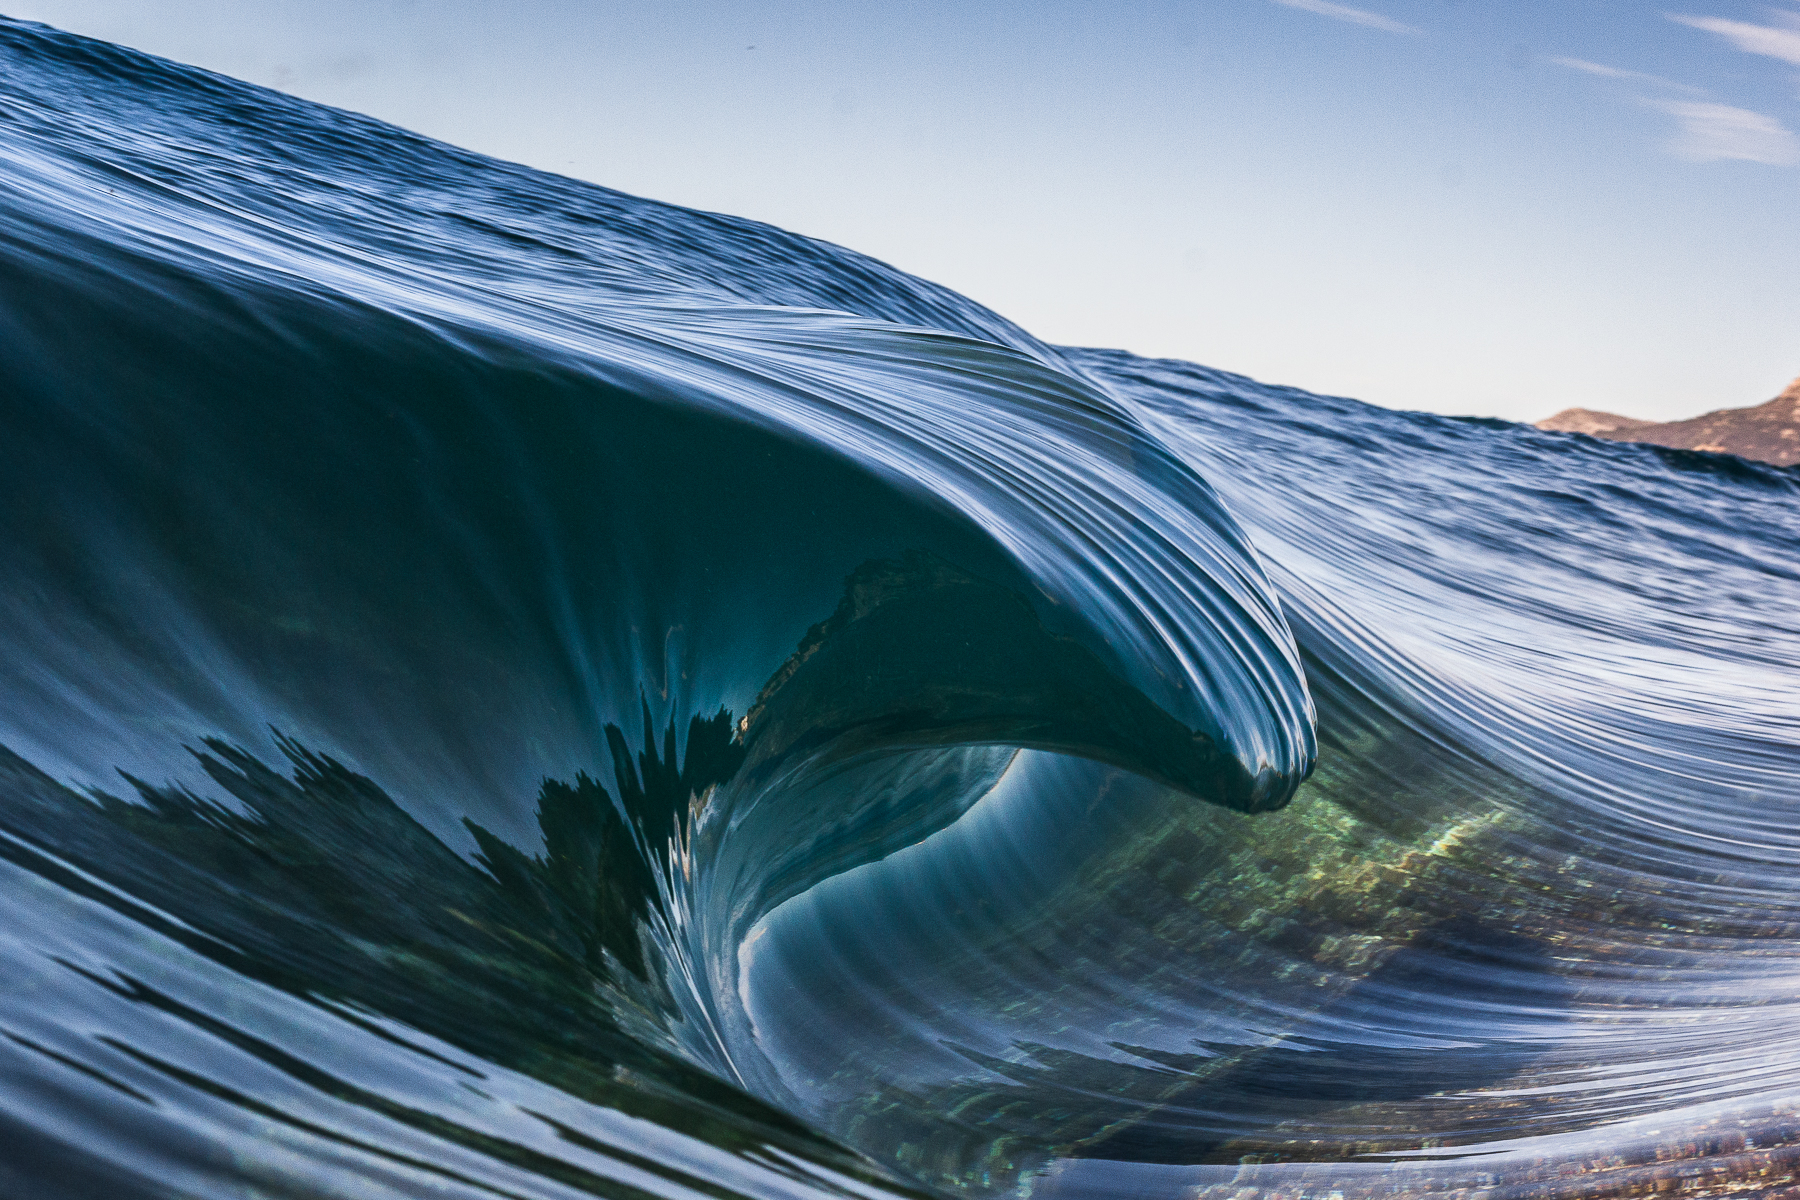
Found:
[1537,376,1800,467]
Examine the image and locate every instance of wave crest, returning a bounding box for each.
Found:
[4,16,1799,1200]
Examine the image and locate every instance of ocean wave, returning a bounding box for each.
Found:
[2,17,1798,1200]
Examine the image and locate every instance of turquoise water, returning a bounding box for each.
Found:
[3,17,1799,1199]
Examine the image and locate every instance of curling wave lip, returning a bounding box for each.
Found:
[3,14,1800,1200]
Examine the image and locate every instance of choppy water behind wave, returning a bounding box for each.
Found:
[3,17,1799,1199]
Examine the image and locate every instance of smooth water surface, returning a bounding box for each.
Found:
[2,18,1798,1200]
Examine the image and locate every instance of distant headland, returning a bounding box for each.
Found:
[1537,376,1800,468]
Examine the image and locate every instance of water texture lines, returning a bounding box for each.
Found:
[2,15,1799,1200]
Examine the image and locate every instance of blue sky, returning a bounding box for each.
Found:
[8,1,1799,422]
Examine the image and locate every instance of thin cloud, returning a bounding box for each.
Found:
[1550,56,1706,93]
[1650,99,1800,163]
[1669,12,1800,66]
[1269,0,1421,36]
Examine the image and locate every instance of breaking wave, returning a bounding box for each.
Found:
[2,17,1798,1200]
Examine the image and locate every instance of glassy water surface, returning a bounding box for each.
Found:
[2,18,1798,1199]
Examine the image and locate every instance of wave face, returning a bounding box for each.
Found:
[2,18,1798,1200]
